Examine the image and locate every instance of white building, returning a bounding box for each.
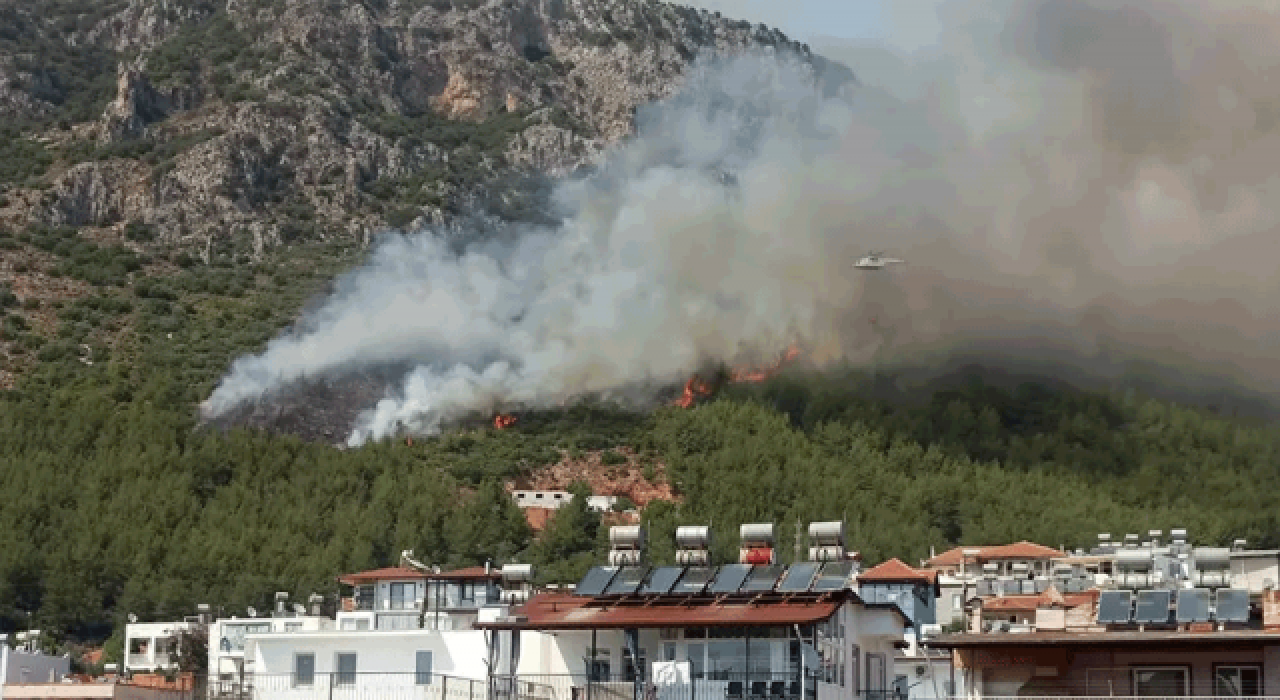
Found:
[208,613,333,686]
[123,622,197,673]
[511,491,618,513]
[0,633,70,689]
[336,564,503,632]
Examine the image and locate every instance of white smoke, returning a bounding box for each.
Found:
[207,1,1280,442]
[205,53,862,443]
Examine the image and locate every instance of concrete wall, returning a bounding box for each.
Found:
[123,622,194,672]
[1,646,71,687]
[961,645,1278,696]
[250,629,498,681]
[208,616,333,679]
[1232,554,1280,594]
[1,685,186,700]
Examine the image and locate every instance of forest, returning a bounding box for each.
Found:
[3,239,1280,663]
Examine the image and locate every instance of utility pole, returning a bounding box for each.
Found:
[794,518,803,564]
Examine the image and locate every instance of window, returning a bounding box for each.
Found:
[355,585,375,610]
[867,653,886,693]
[293,653,315,687]
[460,582,474,603]
[335,653,357,686]
[284,622,302,632]
[390,582,414,610]
[1132,667,1188,696]
[1216,666,1262,696]
[850,646,859,694]
[416,651,433,685]
[952,594,962,611]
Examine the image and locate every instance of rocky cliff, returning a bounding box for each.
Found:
[0,0,843,257]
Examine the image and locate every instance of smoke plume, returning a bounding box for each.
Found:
[206,1,1280,442]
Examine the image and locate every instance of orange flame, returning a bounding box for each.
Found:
[674,376,714,408]
[673,344,802,408]
[493,413,518,430]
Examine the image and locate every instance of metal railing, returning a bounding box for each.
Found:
[491,672,826,700]
[197,673,486,700]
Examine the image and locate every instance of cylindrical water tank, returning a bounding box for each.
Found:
[676,526,711,550]
[610,525,645,550]
[741,547,774,565]
[501,563,534,581]
[1194,547,1230,569]
[1114,549,1153,570]
[808,521,845,545]
[740,523,775,545]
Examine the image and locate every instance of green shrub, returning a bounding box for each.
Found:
[600,449,627,466]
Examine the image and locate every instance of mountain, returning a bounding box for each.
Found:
[0,0,824,251]
[3,0,1280,667]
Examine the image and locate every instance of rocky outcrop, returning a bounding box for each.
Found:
[5,0,848,255]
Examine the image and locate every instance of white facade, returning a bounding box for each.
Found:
[510,601,904,700]
[0,643,71,691]
[123,622,196,673]
[247,629,506,700]
[511,491,617,513]
[339,576,500,632]
[208,615,333,682]
[1230,550,1280,594]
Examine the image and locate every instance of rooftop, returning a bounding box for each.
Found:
[476,591,853,630]
[925,541,1065,568]
[978,588,1098,612]
[858,558,936,584]
[932,629,1280,648]
[337,565,501,585]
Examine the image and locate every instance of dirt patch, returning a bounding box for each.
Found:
[507,447,680,507]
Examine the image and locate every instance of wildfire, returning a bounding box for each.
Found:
[493,413,518,430]
[673,344,802,408]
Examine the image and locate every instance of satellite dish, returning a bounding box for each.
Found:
[247,607,258,618]
[127,613,138,624]
[293,603,306,615]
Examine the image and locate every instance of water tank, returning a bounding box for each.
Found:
[1115,549,1153,570]
[676,526,711,550]
[501,564,534,582]
[808,521,845,546]
[1194,547,1230,569]
[610,525,645,550]
[741,547,774,565]
[740,523,775,545]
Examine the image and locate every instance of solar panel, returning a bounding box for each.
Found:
[742,565,785,592]
[777,563,820,592]
[576,567,619,596]
[708,564,753,594]
[1216,589,1250,623]
[604,566,649,595]
[811,562,855,592]
[1097,590,1133,624]
[640,567,684,595]
[1134,590,1172,624]
[671,566,715,595]
[1175,589,1210,623]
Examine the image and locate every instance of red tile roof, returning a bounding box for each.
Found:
[858,558,936,584]
[925,542,1065,568]
[979,588,1098,612]
[338,565,501,585]
[477,592,846,630]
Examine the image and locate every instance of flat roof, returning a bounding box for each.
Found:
[931,630,1280,648]
[338,565,501,585]
[476,591,866,631]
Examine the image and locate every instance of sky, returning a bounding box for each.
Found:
[685,0,943,50]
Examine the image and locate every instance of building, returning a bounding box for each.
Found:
[207,606,333,685]
[511,490,618,513]
[934,528,1280,697]
[479,522,909,700]
[336,561,503,631]
[1,633,70,689]
[920,542,1065,630]
[122,622,197,674]
[857,558,939,640]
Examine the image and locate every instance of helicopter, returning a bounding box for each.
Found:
[854,251,906,270]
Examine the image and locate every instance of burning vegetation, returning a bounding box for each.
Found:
[493,413,518,430]
[674,344,802,408]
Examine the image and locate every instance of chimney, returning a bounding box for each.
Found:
[274,591,289,615]
[308,593,324,617]
[196,603,211,625]
[485,560,492,575]
[1265,590,1280,630]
